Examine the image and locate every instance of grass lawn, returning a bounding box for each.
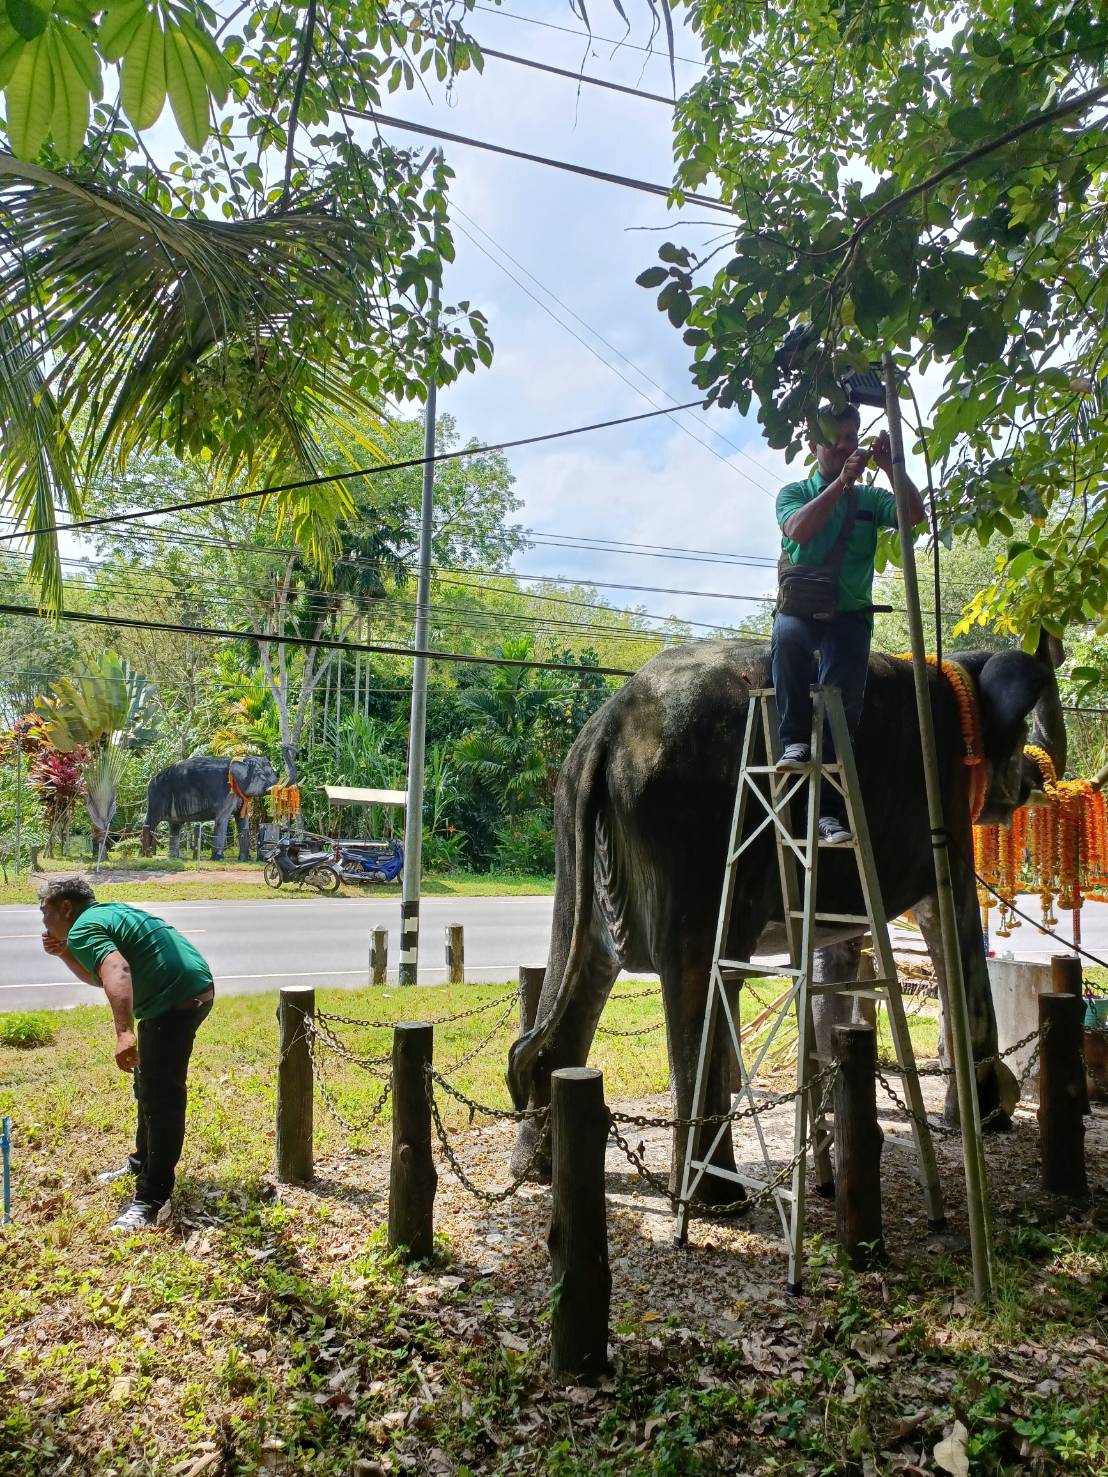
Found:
[0,860,556,906]
[2,986,1107,1475]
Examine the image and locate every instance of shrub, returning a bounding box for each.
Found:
[0,1013,55,1049]
[494,811,555,875]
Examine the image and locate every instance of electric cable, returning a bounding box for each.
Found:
[0,397,709,545]
[470,2,707,68]
[468,43,676,104]
[347,108,733,214]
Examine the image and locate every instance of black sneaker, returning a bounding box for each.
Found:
[110,1201,159,1233]
[776,743,811,773]
[817,815,852,845]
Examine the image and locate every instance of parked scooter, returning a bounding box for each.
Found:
[333,837,404,885]
[261,834,341,892]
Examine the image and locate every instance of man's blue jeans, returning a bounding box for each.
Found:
[770,611,872,809]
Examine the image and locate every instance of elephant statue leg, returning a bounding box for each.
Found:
[211,794,237,861]
[811,939,871,1062]
[236,813,251,862]
[168,822,183,859]
[508,911,620,1184]
[664,928,755,1209]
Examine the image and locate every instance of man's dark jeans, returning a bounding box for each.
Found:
[126,997,213,1209]
[771,610,872,813]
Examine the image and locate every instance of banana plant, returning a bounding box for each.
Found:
[35,650,157,861]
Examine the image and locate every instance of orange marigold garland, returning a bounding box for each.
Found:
[270,784,302,822]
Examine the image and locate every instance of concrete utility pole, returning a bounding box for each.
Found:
[882,352,994,1303]
[400,148,443,985]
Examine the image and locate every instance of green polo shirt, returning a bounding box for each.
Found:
[66,903,213,1021]
[776,471,899,620]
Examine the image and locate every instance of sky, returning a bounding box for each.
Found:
[354,0,793,631]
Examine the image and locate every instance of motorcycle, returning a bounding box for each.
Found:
[261,834,341,893]
[333,837,404,885]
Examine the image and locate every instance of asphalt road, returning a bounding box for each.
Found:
[3,893,1106,1014]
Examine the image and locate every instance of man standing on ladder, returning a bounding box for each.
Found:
[771,403,925,842]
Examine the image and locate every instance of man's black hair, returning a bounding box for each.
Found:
[38,876,97,914]
[816,402,862,427]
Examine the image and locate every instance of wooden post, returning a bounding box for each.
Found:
[371,926,388,986]
[519,965,545,1035]
[1050,955,1089,1112]
[1051,954,1083,995]
[276,986,315,1183]
[832,1024,885,1269]
[445,924,465,984]
[548,1067,611,1379]
[1038,993,1088,1198]
[388,1023,437,1260]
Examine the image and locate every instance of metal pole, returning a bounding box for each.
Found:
[2,1116,10,1224]
[882,353,994,1303]
[400,148,443,986]
[13,744,21,876]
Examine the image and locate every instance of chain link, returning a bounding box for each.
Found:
[316,983,522,1032]
[596,1018,665,1038]
[306,1024,391,1131]
[426,1072,552,1203]
[609,1063,834,1133]
[875,1026,1046,1135]
[427,1066,548,1122]
[606,1066,838,1218]
[436,998,520,1079]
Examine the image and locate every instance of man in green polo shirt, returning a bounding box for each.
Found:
[772,404,925,842]
[39,877,215,1232]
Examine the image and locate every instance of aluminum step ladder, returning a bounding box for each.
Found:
[674,685,945,1292]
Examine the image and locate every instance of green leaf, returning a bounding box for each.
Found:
[0,19,26,85]
[120,9,165,129]
[48,26,89,156]
[5,32,54,157]
[636,266,669,289]
[98,0,145,61]
[177,21,229,106]
[971,31,1002,57]
[165,25,208,149]
[6,0,46,42]
[54,19,98,92]
[1018,279,1050,314]
[948,105,990,143]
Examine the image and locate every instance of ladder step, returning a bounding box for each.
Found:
[808,983,890,999]
[719,959,801,976]
[788,910,871,924]
[818,839,860,850]
[688,1162,799,1198]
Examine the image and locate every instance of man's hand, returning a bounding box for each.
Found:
[42,931,67,956]
[839,447,872,489]
[870,430,894,479]
[114,1029,138,1072]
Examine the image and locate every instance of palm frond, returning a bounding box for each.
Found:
[0,153,393,581]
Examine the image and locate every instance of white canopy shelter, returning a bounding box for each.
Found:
[320,786,407,808]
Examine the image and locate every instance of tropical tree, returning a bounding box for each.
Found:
[641,0,1108,659]
[35,649,157,857]
[453,638,557,822]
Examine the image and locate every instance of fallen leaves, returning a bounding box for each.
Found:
[933,1420,971,1477]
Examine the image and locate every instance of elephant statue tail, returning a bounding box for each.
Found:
[507,728,608,1109]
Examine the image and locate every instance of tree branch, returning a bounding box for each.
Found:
[280,0,318,211]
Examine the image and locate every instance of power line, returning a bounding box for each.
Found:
[0,602,640,678]
[451,203,780,494]
[350,109,732,214]
[0,397,709,545]
[474,43,675,104]
[471,2,707,68]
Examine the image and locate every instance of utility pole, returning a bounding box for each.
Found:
[400,148,443,985]
[882,352,993,1303]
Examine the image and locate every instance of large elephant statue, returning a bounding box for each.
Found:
[141,755,279,861]
[507,637,1066,1202]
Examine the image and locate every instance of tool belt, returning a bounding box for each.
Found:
[776,490,857,620]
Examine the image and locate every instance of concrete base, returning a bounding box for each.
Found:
[987,957,1052,1099]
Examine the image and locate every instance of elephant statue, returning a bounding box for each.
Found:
[141,755,279,861]
[507,636,1066,1203]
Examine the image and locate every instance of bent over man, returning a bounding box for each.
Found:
[39,877,215,1231]
[771,403,925,843]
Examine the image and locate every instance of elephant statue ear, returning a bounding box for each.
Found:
[976,650,1049,760]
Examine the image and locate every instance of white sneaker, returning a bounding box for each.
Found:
[776,743,811,772]
[110,1201,159,1232]
[96,1163,134,1185]
[818,815,852,845]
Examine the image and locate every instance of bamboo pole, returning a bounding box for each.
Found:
[883,354,993,1303]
